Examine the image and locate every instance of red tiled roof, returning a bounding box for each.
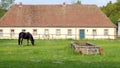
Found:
[0,4,116,27]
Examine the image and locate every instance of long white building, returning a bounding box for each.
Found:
[0,3,117,39]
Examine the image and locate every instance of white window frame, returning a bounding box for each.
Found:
[22,29,26,32]
[56,29,61,36]
[93,29,97,36]
[33,29,37,35]
[68,29,72,36]
[104,29,109,36]
[0,29,3,36]
[10,29,15,36]
[44,29,49,35]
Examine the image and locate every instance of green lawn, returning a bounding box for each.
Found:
[0,39,120,68]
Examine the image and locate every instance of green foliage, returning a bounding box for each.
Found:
[101,1,120,25]
[0,8,7,18]
[117,0,120,2]
[72,0,81,4]
[76,0,81,4]
[0,39,120,68]
[0,0,15,9]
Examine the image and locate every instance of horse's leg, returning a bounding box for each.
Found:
[18,36,21,45]
[21,38,23,45]
[18,38,21,45]
[27,39,29,46]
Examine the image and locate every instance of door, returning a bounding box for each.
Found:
[80,30,85,39]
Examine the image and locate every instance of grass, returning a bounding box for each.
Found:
[0,39,120,68]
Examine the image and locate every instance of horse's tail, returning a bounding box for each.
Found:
[18,33,21,45]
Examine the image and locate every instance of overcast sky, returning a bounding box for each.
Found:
[15,0,117,6]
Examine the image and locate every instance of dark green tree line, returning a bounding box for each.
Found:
[101,0,120,25]
[0,0,15,9]
[72,0,81,4]
[0,8,7,18]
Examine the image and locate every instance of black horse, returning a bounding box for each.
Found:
[18,32,34,46]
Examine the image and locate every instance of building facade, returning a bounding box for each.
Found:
[0,27,116,39]
[0,3,117,39]
[118,19,120,37]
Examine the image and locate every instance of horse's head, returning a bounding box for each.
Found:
[31,40,34,45]
[30,35,34,45]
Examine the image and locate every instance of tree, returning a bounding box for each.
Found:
[117,0,120,2]
[76,0,81,4]
[101,1,120,25]
[101,3,117,17]
[72,0,81,4]
[0,8,7,18]
[0,0,15,9]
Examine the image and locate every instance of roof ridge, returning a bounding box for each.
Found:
[14,4,97,6]
[0,4,116,27]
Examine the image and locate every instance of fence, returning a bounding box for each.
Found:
[0,33,117,39]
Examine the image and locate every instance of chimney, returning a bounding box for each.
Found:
[19,2,23,8]
[62,2,66,7]
[109,1,112,4]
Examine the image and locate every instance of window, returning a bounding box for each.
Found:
[104,29,108,36]
[33,29,37,35]
[44,29,49,35]
[93,29,97,36]
[0,29,3,36]
[56,29,61,36]
[10,29,15,36]
[22,29,26,32]
[68,29,72,36]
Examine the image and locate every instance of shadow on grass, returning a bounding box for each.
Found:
[0,60,120,68]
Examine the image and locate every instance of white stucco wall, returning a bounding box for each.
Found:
[118,22,120,37]
[0,27,116,39]
[85,28,116,39]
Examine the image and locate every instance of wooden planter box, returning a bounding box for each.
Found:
[70,42,104,55]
